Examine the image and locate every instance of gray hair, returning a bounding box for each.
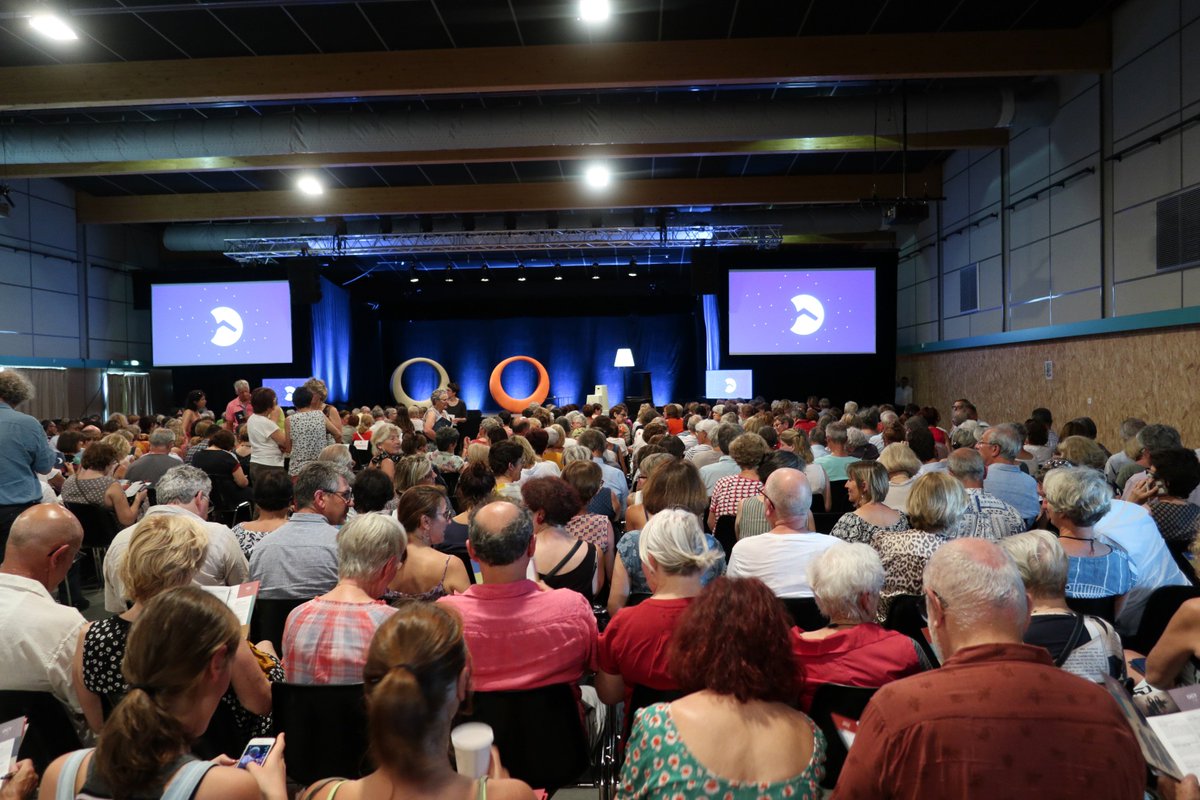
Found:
[565,410,586,427]
[924,538,1028,629]
[338,513,407,582]
[696,418,719,439]
[155,465,213,506]
[946,448,986,483]
[686,414,703,433]
[714,421,743,454]
[233,380,249,393]
[562,444,592,466]
[294,461,352,509]
[1042,465,1112,527]
[430,388,449,404]
[763,468,813,519]
[148,429,176,449]
[845,426,867,449]
[987,424,1024,460]
[468,499,535,566]
[808,543,883,624]
[1119,418,1147,442]
[878,442,922,478]
[0,370,34,407]
[1137,424,1182,452]
[999,530,1068,599]
[638,508,719,576]
[826,421,849,445]
[879,410,898,426]
[318,443,353,468]
[950,420,983,449]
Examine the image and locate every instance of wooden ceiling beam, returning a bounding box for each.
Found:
[75,171,944,225]
[0,130,1005,180]
[1,24,1108,111]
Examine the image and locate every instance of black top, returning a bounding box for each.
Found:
[192,449,251,508]
[538,539,597,602]
[1025,612,1122,678]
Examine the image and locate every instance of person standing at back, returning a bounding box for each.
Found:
[0,370,56,548]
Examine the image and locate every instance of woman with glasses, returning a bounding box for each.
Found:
[389,485,469,602]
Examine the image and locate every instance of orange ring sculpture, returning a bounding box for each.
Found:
[489,356,550,413]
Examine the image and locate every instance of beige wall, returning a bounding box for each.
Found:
[896,325,1200,452]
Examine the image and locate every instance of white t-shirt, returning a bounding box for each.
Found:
[726,532,841,598]
[248,414,284,467]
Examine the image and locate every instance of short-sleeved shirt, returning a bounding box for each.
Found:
[1149,500,1200,547]
[617,530,726,595]
[283,597,397,684]
[598,597,692,692]
[709,474,763,518]
[953,488,1026,541]
[566,513,613,554]
[982,462,1041,525]
[288,411,333,476]
[0,401,56,505]
[726,532,841,597]
[814,454,857,482]
[61,475,115,506]
[870,528,947,620]
[830,511,910,546]
[621,703,825,800]
[1066,546,1135,599]
[248,414,285,468]
[249,512,340,599]
[123,453,182,486]
[1024,611,1125,682]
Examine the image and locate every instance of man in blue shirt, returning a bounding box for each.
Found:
[978,423,1041,527]
[0,371,55,549]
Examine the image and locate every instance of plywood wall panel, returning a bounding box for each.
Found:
[896,326,1200,450]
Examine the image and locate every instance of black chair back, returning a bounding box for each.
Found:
[249,597,308,656]
[272,683,370,786]
[714,515,737,559]
[0,691,83,773]
[808,683,879,789]
[781,596,829,631]
[624,685,685,742]
[1065,594,1117,625]
[626,592,653,608]
[191,697,251,761]
[1129,585,1200,654]
[1168,543,1199,587]
[464,683,590,794]
[350,442,372,470]
[812,511,840,535]
[827,480,853,515]
[882,594,939,667]
[64,502,120,548]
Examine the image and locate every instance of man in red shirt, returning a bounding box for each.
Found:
[832,538,1144,800]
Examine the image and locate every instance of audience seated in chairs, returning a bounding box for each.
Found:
[76,512,281,744]
[390,485,469,601]
[0,506,86,721]
[348,467,393,515]
[791,543,927,711]
[250,461,353,600]
[830,460,909,545]
[232,470,293,560]
[945,448,1026,541]
[192,429,253,525]
[444,461,495,548]
[283,513,405,684]
[609,460,726,618]
[300,602,535,800]
[41,587,288,800]
[706,432,767,532]
[871,472,965,622]
[620,577,826,799]
[61,442,147,528]
[523,477,604,602]
[122,428,183,488]
[367,422,403,482]
[831,539,1144,800]
[728,467,838,598]
[735,450,806,539]
[104,465,248,614]
[596,508,718,730]
[561,460,617,580]
[999,530,1125,682]
[877,442,922,514]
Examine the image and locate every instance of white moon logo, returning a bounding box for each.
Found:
[789,295,825,336]
[724,377,737,394]
[210,306,244,347]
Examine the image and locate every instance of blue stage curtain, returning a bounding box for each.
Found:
[703,294,721,371]
[379,313,698,411]
[310,278,351,403]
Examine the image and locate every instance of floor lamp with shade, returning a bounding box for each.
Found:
[614,348,635,405]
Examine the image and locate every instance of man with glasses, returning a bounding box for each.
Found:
[103,464,249,612]
[977,424,1040,527]
[0,505,86,718]
[833,538,1143,800]
[726,468,837,597]
[251,461,354,599]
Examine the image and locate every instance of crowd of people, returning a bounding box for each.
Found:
[2,365,1200,799]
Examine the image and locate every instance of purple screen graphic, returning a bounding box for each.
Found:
[260,378,307,408]
[727,269,876,355]
[151,281,293,366]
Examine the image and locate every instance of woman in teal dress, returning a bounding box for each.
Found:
[619,577,825,799]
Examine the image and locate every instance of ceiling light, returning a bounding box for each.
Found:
[627,258,638,277]
[408,266,419,283]
[480,264,490,283]
[517,264,527,282]
[29,13,77,41]
[296,175,324,195]
[579,0,610,22]
[554,262,564,281]
[444,263,454,283]
[591,261,601,280]
[584,163,611,189]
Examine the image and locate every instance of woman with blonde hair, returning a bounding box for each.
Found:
[369,422,403,481]
[393,454,436,495]
[43,587,288,800]
[301,603,534,800]
[465,442,490,467]
[877,442,923,513]
[830,461,909,545]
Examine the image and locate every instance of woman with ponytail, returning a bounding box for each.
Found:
[40,586,288,800]
[302,601,534,800]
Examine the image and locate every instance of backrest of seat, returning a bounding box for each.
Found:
[827,481,853,515]
[249,598,308,657]
[190,696,249,761]
[1065,594,1117,625]
[64,503,119,548]
[781,597,830,631]
[1132,586,1200,653]
[713,515,736,559]
[465,683,589,793]
[808,683,878,789]
[271,682,370,786]
[0,690,82,773]
[882,594,939,667]
[624,685,686,741]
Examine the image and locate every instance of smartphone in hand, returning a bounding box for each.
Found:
[237,737,275,769]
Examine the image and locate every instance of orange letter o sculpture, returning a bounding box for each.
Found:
[489,356,550,413]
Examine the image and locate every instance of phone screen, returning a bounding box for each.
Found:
[237,740,274,769]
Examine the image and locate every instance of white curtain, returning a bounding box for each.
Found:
[8,368,69,420]
[106,372,152,417]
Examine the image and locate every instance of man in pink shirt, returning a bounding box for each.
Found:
[224,379,252,428]
[438,499,597,691]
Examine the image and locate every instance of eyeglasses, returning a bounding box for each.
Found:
[918,590,949,625]
[324,489,354,503]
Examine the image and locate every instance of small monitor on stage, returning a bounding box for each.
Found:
[151,280,294,367]
[706,369,753,400]
[260,378,307,408]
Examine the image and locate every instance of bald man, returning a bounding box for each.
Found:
[0,504,87,714]
[726,468,838,598]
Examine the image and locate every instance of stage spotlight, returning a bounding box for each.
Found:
[554,262,564,281]
[583,163,611,189]
[444,263,454,283]
[29,12,77,40]
[480,264,490,283]
[591,261,601,280]
[579,0,610,22]
[408,266,419,283]
[517,264,527,282]
[296,175,324,195]
[627,258,638,277]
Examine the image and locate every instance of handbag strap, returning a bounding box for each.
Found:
[544,539,584,579]
[57,749,92,800]
[1055,612,1088,668]
[160,760,216,800]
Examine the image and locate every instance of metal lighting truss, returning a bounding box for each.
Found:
[222,225,782,262]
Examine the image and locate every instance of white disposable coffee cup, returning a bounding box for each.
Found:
[451,722,494,779]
